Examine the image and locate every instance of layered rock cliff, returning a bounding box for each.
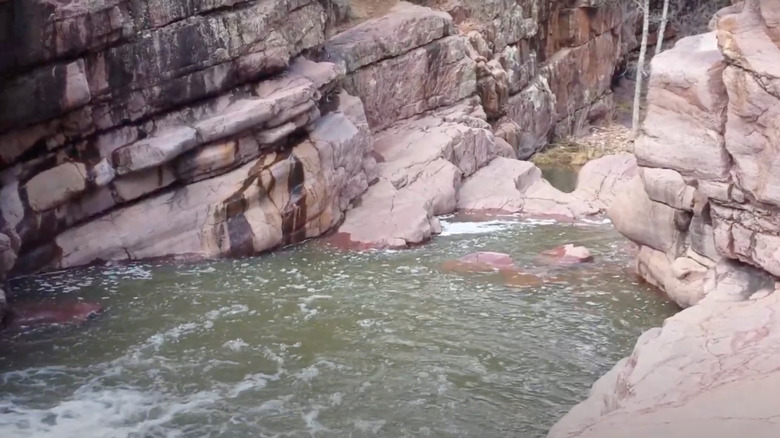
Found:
[550,1,780,436]
[0,0,640,308]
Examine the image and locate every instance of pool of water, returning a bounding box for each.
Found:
[0,217,677,437]
[539,165,579,193]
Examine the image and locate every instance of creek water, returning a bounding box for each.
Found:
[0,217,678,438]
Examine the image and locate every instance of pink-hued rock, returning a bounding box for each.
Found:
[539,244,594,265]
[335,98,501,249]
[456,157,598,219]
[555,2,780,436]
[548,266,779,438]
[442,251,516,273]
[19,91,374,272]
[500,270,545,288]
[4,300,102,330]
[571,154,638,212]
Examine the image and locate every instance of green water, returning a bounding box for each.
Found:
[0,217,677,437]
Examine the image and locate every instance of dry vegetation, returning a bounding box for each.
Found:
[532,124,633,168]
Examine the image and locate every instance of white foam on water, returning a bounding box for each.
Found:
[223,338,249,351]
[0,386,219,438]
[300,294,332,305]
[227,372,281,398]
[295,364,320,383]
[353,419,386,434]
[301,406,328,433]
[578,217,611,225]
[438,219,555,236]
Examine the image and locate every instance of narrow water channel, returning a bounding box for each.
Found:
[0,217,677,437]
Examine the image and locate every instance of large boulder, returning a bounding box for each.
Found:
[548,268,779,438]
[334,99,501,249]
[441,251,517,273]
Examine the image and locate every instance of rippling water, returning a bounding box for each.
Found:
[0,217,677,437]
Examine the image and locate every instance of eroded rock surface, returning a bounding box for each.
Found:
[553,2,780,436]
[0,0,641,324]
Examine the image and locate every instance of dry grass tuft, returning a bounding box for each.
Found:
[532,124,634,168]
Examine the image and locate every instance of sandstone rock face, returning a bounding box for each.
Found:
[608,0,780,303]
[0,0,640,325]
[457,154,634,219]
[553,1,780,436]
[0,0,353,283]
[549,273,780,438]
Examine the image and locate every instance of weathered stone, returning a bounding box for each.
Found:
[112,165,177,203]
[342,35,477,131]
[457,157,596,218]
[323,2,454,73]
[335,179,440,249]
[634,32,730,180]
[640,168,696,211]
[549,283,780,438]
[24,162,88,212]
[113,127,199,175]
[334,101,500,249]
[554,3,780,436]
[608,176,682,255]
[23,91,374,271]
[442,251,516,273]
[636,246,708,308]
[1,0,330,157]
[571,153,638,212]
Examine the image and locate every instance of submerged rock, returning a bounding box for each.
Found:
[500,270,545,288]
[441,251,516,273]
[3,300,102,331]
[539,244,594,265]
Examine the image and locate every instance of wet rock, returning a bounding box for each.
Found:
[501,270,545,288]
[4,300,102,330]
[540,244,594,265]
[441,251,516,273]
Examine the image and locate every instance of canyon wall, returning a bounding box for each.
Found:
[0,0,638,318]
[550,1,780,436]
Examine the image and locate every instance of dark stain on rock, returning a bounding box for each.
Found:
[282,154,307,246]
[371,150,385,163]
[226,212,256,258]
[11,241,61,277]
[15,207,58,254]
[424,41,444,98]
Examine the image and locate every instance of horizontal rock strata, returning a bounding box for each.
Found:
[1,0,640,320]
